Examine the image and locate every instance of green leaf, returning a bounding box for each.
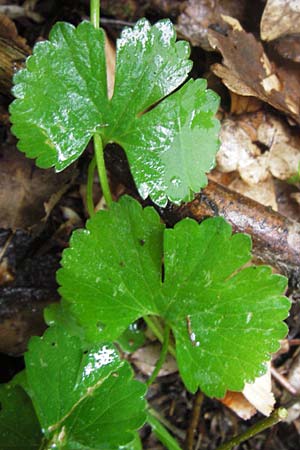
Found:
[25,325,146,448]
[117,322,146,353]
[58,196,290,397]
[10,19,220,206]
[0,384,42,449]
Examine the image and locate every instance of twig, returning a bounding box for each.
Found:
[185,390,204,450]
[216,407,288,450]
[271,366,298,396]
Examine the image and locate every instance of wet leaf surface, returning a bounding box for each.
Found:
[58,195,290,397]
[25,325,147,448]
[10,19,220,206]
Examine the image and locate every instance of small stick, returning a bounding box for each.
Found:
[216,407,288,450]
[271,366,298,396]
[185,390,204,450]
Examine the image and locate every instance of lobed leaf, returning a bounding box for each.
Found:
[58,196,290,397]
[25,325,146,448]
[10,19,220,206]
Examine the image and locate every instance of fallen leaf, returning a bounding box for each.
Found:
[229,176,277,211]
[274,35,300,63]
[0,229,59,354]
[221,362,275,419]
[0,14,30,52]
[176,0,247,50]
[131,343,177,377]
[208,16,300,125]
[217,111,300,188]
[0,143,75,230]
[260,0,300,42]
[0,14,30,95]
[104,32,115,99]
[221,391,256,420]
[243,362,275,417]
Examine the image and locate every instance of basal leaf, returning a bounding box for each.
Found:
[25,325,146,448]
[11,19,219,206]
[58,196,290,397]
[10,21,108,171]
[0,384,42,449]
[57,196,165,341]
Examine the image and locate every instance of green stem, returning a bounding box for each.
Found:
[216,407,288,450]
[94,133,113,207]
[143,316,176,358]
[87,156,97,217]
[147,409,183,450]
[90,0,100,28]
[147,324,170,386]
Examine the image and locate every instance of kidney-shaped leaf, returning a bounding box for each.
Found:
[10,19,219,206]
[58,196,290,397]
[25,325,146,448]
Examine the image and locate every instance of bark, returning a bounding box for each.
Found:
[0,38,28,96]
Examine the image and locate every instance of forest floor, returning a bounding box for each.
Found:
[0,1,300,449]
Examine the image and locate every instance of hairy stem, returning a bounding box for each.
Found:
[147,409,183,450]
[216,407,288,450]
[94,133,113,207]
[87,156,97,217]
[147,324,170,386]
[90,0,100,28]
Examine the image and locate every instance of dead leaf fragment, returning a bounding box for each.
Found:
[243,363,275,417]
[131,343,177,377]
[261,0,300,42]
[0,143,75,230]
[229,176,277,211]
[221,362,275,419]
[208,17,300,124]
[0,14,30,95]
[176,0,247,50]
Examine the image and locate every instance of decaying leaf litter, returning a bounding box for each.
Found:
[0,0,300,449]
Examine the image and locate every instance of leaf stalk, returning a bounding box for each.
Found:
[94,133,113,208]
[147,324,171,386]
[90,0,100,29]
[147,409,183,450]
[143,316,176,358]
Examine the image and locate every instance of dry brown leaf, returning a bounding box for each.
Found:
[131,343,177,377]
[0,14,30,52]
[176,0,247,51]
[216,111,300,209]
[221,391,257,420]
[230,92,262,115]
[207,16,300,125]
[274,35,300,63]
[243,362,275,417]
[260,0,300,42]
[221,362,275,419]
[104,33,115,100]
[229,176,277,211]
[0,143,75,230]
